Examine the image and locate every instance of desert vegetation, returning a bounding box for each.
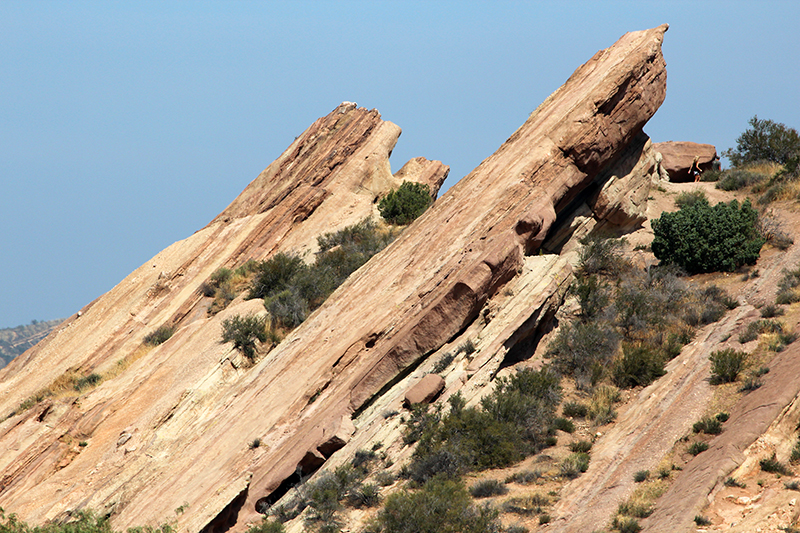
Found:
[377,181,432,225]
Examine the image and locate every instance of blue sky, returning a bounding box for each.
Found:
[2,1,799,329]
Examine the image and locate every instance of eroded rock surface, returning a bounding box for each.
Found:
[653,140,718,182]
[0,25,669,533]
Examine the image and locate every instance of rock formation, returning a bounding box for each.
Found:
[653,140,718,181]
[0,24,671,533]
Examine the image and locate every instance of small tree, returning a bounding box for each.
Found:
[378,182,432,225]
[651,198,764,274]
[723,116,800,167]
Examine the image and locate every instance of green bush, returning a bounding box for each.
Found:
[469,479,508,498]
[693,416,723,435]
[569,440,593,453]
[378,182,432,225]
[143,324,175,346]
[562,401,589,418]
[651,198,765,274]
[560,452,590,478]
[723,116,800,167]
[611,344,665,389]
[221,314,268,360]
[612,517,642,533]
[709,348,748,384]
[248,253,306,301]
[378,477,500,533]
[406,369,561,483]
[688,442,709,456]
[760,454,792,475]
[632,470,649,483]
[432,352,455,373]
[694,515,712,526]
[264,289,308,329]
[551,417,575,433]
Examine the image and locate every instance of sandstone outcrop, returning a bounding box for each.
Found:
[653,140,718,181]
[0,25,669,533]
[403,374,445,407]
[0,104,446,531]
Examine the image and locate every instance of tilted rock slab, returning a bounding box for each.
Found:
[653,140,718,182]
[0,25,667,533]
[0,104,446,529]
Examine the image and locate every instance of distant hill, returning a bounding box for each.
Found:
[0,319,64,367]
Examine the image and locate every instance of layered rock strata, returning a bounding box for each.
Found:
[0,24,668,533]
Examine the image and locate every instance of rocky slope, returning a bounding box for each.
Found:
[7,22,800,533]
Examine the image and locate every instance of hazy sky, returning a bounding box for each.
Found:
[2,1,799,329]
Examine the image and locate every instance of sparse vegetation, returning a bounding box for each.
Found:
[143,324,175,346]
[760,454,793,475]
[377,477,500,533]
[378,181,433,225]
[724,477,746,488]
[674,189,706,209]
[569,440,593,453]
[403,368,561,483]
[693,416,723,435]
[432,352,455,373]
[562,401,588,418]
[611,516,642,533]
[221,314,269,360]
[560,452,590,479]
[0,508,176,533]
[688,442,709,456]
[633,470,649,483]
[709,348,748,384]
[469,479,508,498]
[694,515,712,526]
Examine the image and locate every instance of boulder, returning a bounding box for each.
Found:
[403,374,445,407]
[653,141,718,182]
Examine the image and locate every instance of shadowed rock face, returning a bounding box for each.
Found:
[0,25,667,533]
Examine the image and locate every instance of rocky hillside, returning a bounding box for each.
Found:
[3,23,800,533]
[0,319,64,369]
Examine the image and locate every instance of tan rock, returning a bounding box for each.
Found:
[403,374,445,407]
[653,140,718,182]
[0,24,668,533]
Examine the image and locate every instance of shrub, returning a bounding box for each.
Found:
[552,417,575,433]
[694,515,712,526]
[688,442,709,456]
[221,314,268,360]
[577,236,629,276]
[506,470,542,485]
[612,516,642,533]
[378,477,500,533]
[264,288,308,329]
[618,500,653,518]
[715,168,767,191]
[539,514,551,525]
[760,454,792,475]
[723,116,800,167]
[560,453,590,478]
[548,321,619,390]
[588,384,620,424]
[724,477,746,488]
[248,253,306,301]
[347,483,381,508]
[693,416,723,435]
[74,373,102,392]
[709,348,748,384]
[674,189,707,209]
[739,377,763,392]
[143,324,175,346]
[432,352,455,373]
[503,494,549,515]
[562,401,589,418]
[572,274,611,322]
[716,412,730,422]
[739,319,783,343]
[651,198,765,274]
[777,267,800,304]
[469,479,508,498]
[761,304,785,318]
[457,339,476,355]
[786,481,800,491]
[569,440,593,453]
[406,369,561,483]
[612,344,666,389]
[633,470,649,483]
[378,182,432,225]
